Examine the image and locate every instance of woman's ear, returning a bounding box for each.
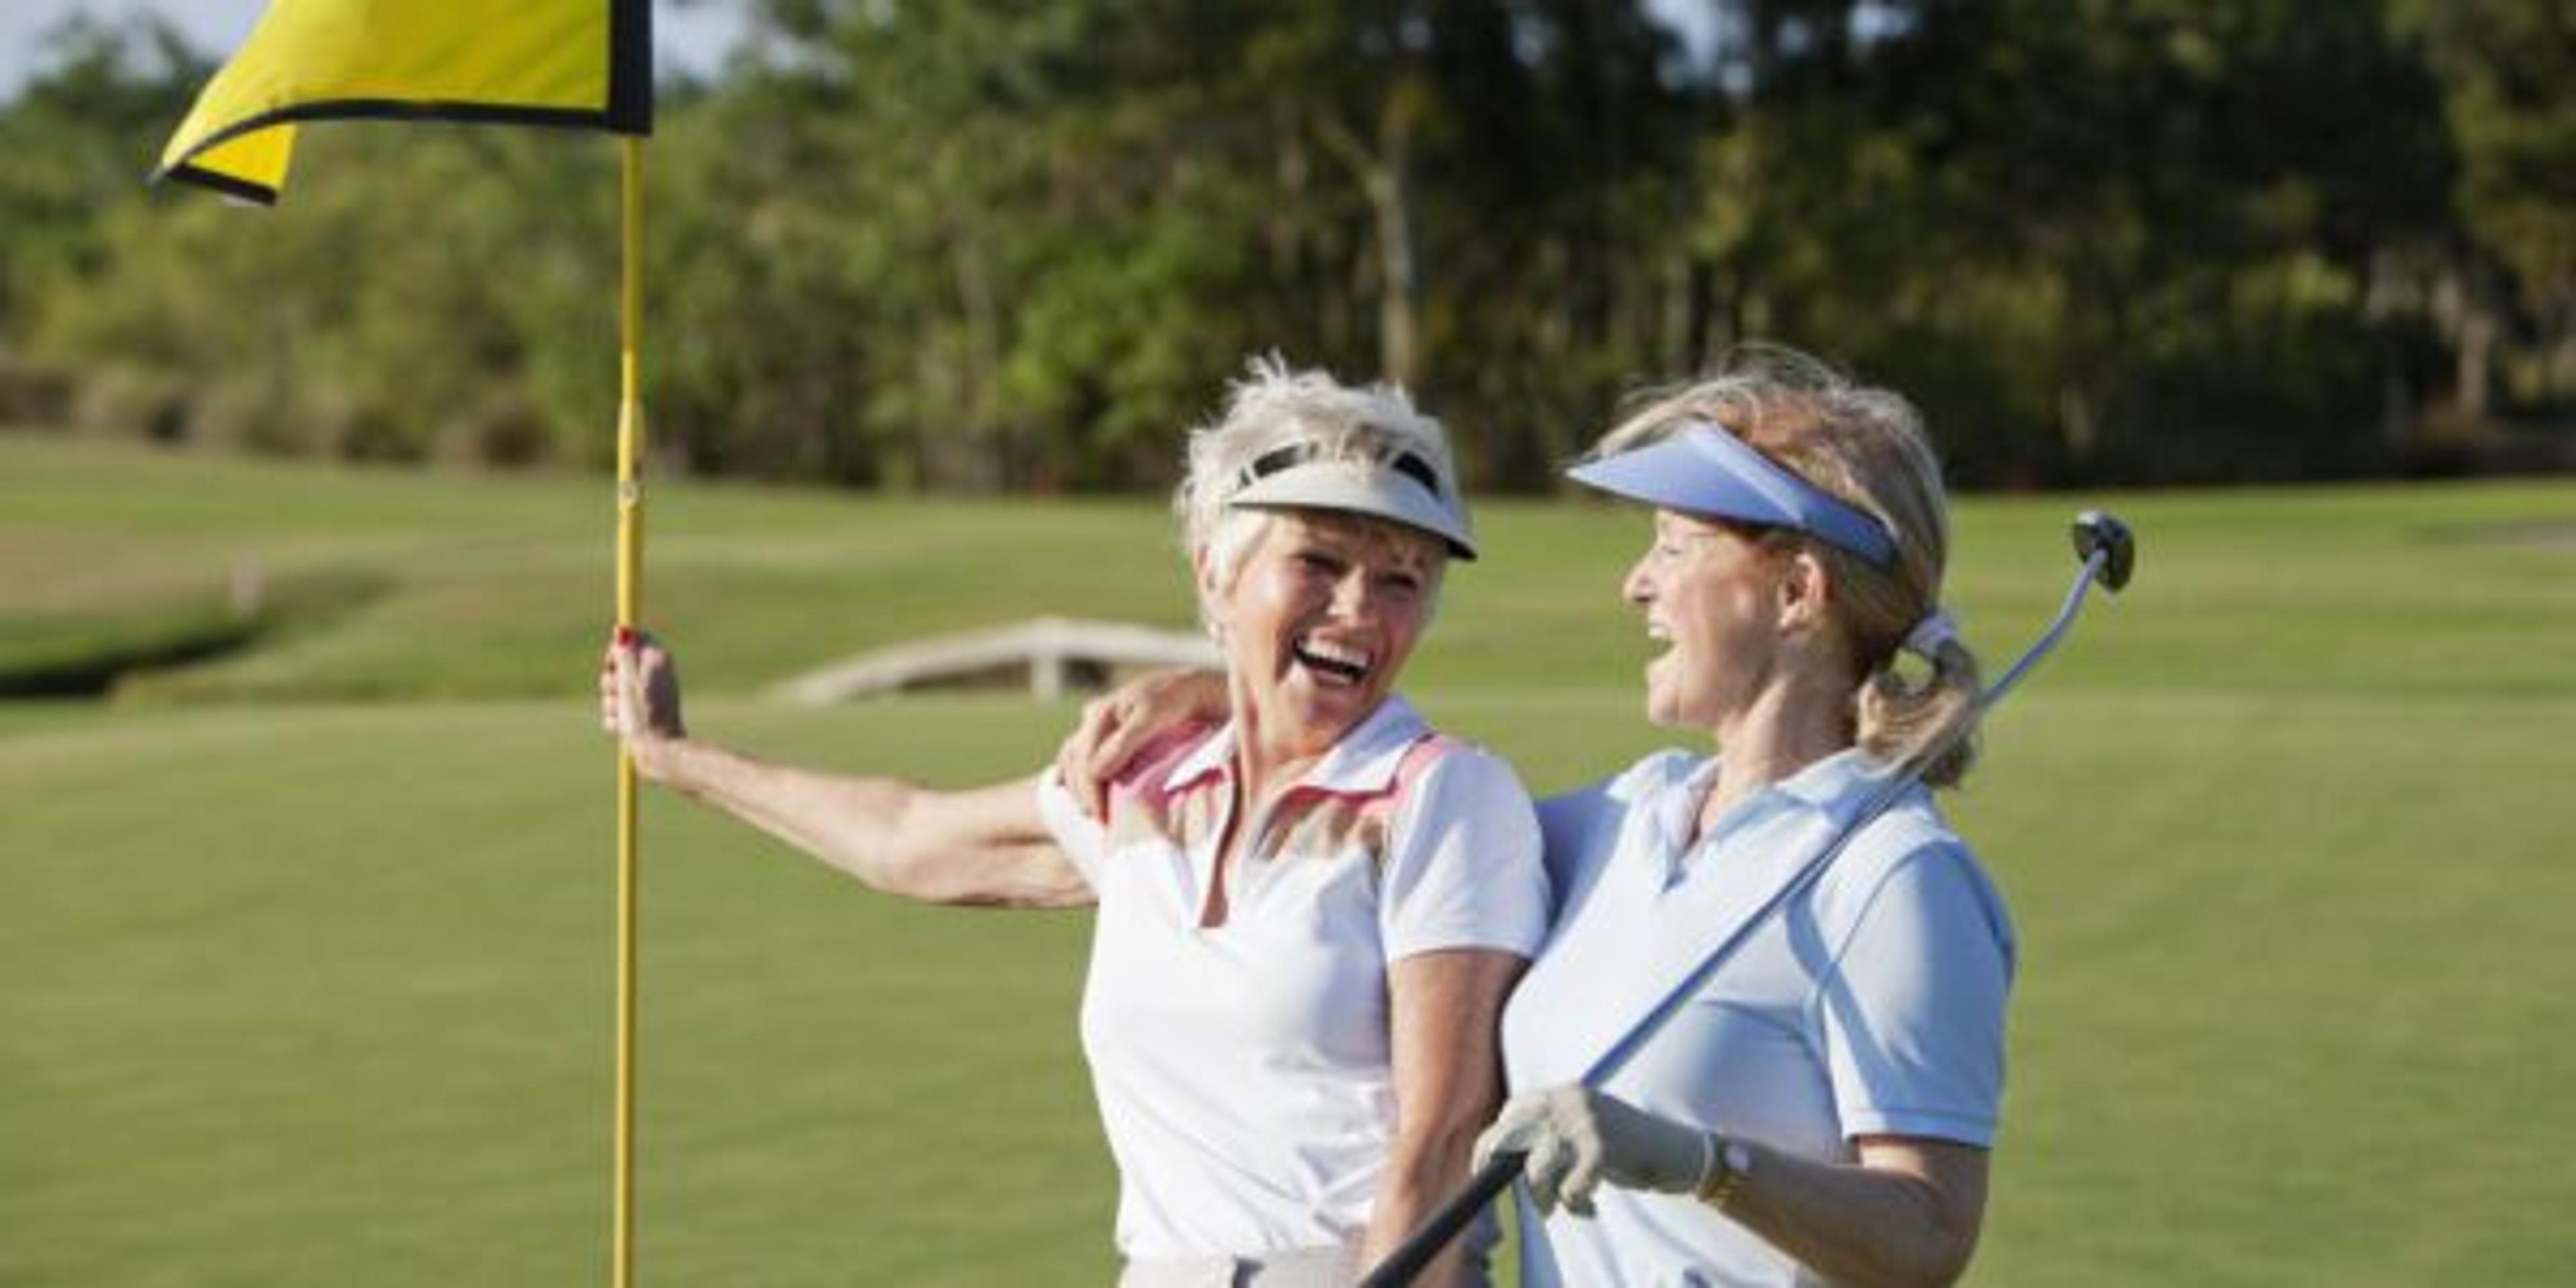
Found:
[1193,546,1226,641]
[1774,547,1835,634]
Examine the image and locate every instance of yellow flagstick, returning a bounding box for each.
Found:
[151,5,661,1281]
[612,134,646,1288]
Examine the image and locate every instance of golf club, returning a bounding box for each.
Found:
[1357,510,2137,1288]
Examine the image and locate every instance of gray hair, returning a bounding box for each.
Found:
[1597,345,1984,787]
[1174,355,1459,598]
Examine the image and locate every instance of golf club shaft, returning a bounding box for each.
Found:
[1358,543,2121,1288]
[1355,1152,1523,1288]
[1979,547,2106,714]
[1578,544,2109,1093]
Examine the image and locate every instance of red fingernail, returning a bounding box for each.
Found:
[614,625,635,647]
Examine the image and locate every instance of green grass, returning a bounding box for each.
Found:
[10,433,2574,704]
[5,435,2575,1284]
[0,698,1115,1285]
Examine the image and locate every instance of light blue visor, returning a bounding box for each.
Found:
[1566,421,1896,568]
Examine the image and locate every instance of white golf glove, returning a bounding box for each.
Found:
[1472,1085,1711,1218]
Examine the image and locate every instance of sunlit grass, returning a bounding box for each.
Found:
[5,435,2574,1284]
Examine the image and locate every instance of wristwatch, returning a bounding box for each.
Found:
[1696,1134,1754,1210]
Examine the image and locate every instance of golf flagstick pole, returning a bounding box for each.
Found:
[611,135,646,1288]
[1358,513,2135,1288]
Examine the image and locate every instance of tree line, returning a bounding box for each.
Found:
[0,0,2567,492]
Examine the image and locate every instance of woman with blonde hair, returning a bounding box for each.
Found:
[605,357,1549,1286]
[1063,345,2014,1287]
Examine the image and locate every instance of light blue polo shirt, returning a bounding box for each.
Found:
[1501,749,2015,1288]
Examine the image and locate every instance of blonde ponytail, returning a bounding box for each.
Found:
[1858,635,1982,788]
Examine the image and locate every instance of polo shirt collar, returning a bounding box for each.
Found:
[1770,747,1882,816]
[1160,694,1432,798]
[1656,746,1884,860]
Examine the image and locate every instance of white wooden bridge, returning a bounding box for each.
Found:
[767,616,1218,704]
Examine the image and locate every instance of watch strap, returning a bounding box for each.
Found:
[1695,1134,1751,1210]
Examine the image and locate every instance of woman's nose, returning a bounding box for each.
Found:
[1331,568,1373,616]
[1622,555,1656,606]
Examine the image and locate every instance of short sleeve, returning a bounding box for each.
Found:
[1379,748,1550,962]
[1535,785,1609,898]
[1536,751,1691,903]
[1032,769,1106,890]
[1817,841,2016,1146]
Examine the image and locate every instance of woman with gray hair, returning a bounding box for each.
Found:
[1061,345,2012,1287]
[601,356,1548,1286]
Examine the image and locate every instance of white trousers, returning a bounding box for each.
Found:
[1118,1245,1357,1288]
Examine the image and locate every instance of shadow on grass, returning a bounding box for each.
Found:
[0,571,386,698]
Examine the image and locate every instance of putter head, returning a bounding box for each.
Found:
[2070,511,2135,592]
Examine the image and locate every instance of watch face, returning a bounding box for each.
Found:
[1725,1139,1753,1177]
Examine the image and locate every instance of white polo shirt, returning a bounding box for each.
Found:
[1036,694,1550,1260]
[1502,749,2015,1288]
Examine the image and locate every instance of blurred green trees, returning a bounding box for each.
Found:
[0,1,2567,489]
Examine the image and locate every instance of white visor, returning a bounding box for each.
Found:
[1226,446,1477,560]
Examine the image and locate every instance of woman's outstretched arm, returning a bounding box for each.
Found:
[603,631,1091,909]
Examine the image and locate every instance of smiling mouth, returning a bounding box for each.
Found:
[1293,637,1373,686]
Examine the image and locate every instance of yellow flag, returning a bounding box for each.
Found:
[156,0,651,204]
